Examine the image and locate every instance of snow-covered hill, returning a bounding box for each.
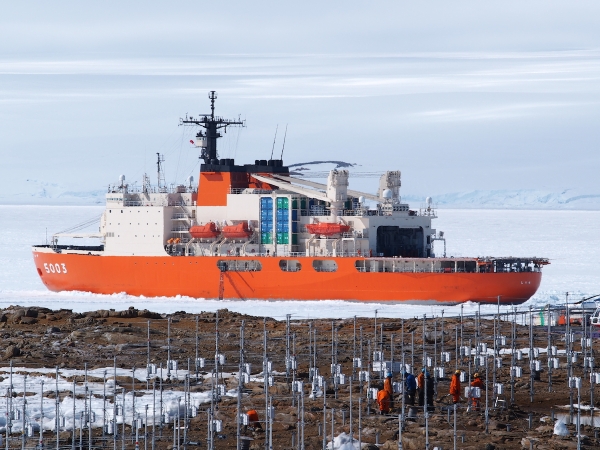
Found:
[2,179,600,210]
[403,189,600,210]
[0,179,105,205]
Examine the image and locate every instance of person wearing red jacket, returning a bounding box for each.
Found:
[470,373,484,410]
[377,388,391,414]
[245,409,262,431]
[449,369,462,404]
[417,368,426,406]
[383,372,394,410]
[384,372,393,396]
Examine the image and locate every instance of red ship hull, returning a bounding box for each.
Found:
[33,249,541,304]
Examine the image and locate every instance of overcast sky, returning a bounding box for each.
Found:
[1,1,600,200]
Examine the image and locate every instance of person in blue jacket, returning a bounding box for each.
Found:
[403,369,417,406]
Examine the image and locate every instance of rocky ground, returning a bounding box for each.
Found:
[0,305,598,449]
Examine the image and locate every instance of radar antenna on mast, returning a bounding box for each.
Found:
[180,91,245,164]
[209,90,217,119]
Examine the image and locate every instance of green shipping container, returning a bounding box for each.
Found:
[276,232,289,244]
[277,197,289,209]
[300,198,307,209]
[261,232,272,244]
[292,199,298,209]
[292,233,298,245]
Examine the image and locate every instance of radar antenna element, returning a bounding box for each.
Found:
[180,91,245,164]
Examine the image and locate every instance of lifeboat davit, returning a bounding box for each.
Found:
[221,222,253,239]
[306,223,350,237]
[189,222,220,239]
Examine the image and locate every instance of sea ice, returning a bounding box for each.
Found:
[1,206,599,319]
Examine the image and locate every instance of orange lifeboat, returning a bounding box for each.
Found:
[189,222,220,239]
[306,223,350,237]
[221,222,253,239]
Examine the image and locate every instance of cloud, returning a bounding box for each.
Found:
[410,101,594,122]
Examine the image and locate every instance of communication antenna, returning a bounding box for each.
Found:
[142,173,151,194]
[209,91,217,118]
[180,91,244,164]
[270,125,279,160]
[280,124,288,159]
[156,153,165,189]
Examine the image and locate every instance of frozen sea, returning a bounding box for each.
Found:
[1,205,599,320]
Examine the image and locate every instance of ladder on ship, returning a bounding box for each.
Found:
[218,270,225,300]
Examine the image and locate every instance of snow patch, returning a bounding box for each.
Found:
[553,419,569,436]
[326,432,361,450]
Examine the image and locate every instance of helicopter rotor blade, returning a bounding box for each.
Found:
[572,294,600,305]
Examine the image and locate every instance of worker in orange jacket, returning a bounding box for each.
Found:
[377,388,391,414]
[246,409,262,430]
[470,373,484,410]
[384,372,393,395]
[417,368,426,406]
[449,369,461,404]
[383,372,394,410]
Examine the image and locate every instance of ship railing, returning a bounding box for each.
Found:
[229,188,273,195]
[285,251,365,258]
[337,209,413,217]
[172,213,189,219]
[110,185,197,195]
[171,227,191,233]
[121,199,192,207]
[342,209,367,216]
[418,207,437,217]
[300,210,332,216]
[122,200,171,207]
[169,200,194,207]
[494,267,541,273]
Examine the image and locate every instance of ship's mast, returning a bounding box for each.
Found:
[156,153,165,189]
[180,91,245,164]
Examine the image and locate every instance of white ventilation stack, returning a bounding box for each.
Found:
[119,175,127,192]
[326,169,349,220]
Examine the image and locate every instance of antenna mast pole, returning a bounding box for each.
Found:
[280,124,288,159]
[156,153,165,189]
[270,125,278,160]
[180,91,245,164]
[210,91,216,119]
